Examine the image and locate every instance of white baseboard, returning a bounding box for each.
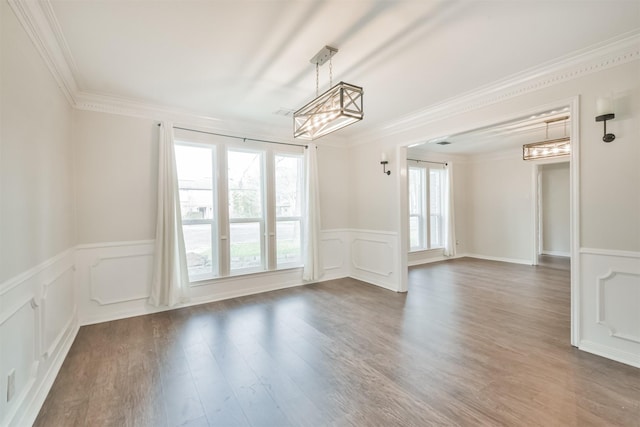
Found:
[579,340,640,369]
[17,320,79,427]
[349,272,400,292]
[80,278,321,326]
[541,250,570,257]
[407,253,466,267]
[464,253,533,266]
[408,256,447,267]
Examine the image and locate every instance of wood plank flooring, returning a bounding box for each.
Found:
[35,258,639,426]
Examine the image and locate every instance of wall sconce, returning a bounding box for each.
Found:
[595,96,615,143]
[380,152,391,175]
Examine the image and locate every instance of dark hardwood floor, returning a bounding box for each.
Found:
[35,258,639,426]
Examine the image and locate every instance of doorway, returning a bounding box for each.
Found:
[534,161,571,271]
[399,97,580,346]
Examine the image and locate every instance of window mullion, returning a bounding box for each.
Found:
[210,148,219,277]
[265,150,276,271]
[218,144,230,277]
[424,168,431,250]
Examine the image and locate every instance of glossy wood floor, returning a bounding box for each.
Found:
[36,258,639,426]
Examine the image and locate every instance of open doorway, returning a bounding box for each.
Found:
[534,161,571,271]
[400,98,580,346]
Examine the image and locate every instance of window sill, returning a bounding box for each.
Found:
[409,247,444,254]
[188,265,304,288]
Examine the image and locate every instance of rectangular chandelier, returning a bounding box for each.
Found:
[522,137,571,160]
[293,81,363,140]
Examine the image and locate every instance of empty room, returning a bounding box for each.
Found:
[1,1,639,426]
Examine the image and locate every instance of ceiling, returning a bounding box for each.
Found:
[408,106,572,156]
[46,0,640,141]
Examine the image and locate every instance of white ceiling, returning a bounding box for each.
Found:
[48,0,640,141]
[408,106,572,156]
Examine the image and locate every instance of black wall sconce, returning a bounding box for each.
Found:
[380,153,391,175]
[595,96,615,143]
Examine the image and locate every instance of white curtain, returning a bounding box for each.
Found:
[303,143,323,281]
[443,162,457,257]
[149,122,190,307]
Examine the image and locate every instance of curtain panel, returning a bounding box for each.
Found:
[149,122,190,307]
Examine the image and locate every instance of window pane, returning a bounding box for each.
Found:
[230,222,262,271]
[430,215,442,247]
[409,216,420,249]
[183,224,213,277]
[277,220,302,266]
[175,145,214,221]
[430,169,444,248]
[228,150,263,219]
[408,167,422,215]
[430,169,442,216]
[275,155,303,217]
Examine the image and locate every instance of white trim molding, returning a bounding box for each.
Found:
[0,248,78,427]
[596,270,640,344]
[357,30,640,144]
[579,249,640,369]
[7,0,79,105]
[464,253,533,266]
[580,248,640,259]
[9,0,640,148]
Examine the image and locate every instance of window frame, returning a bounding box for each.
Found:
[408,162,445,252]
[175,142,219,281]
[227,147,267,275]
[274,153,305,269]
[174,131,305,284]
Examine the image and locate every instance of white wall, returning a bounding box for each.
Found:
[464,151,534,264]
[73,111,158,243]
[1,5,75,282]
[1,3,78,426]
[541,162,570,256]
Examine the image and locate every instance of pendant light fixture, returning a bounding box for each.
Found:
[523,116,570,160]
[293,46,363,140]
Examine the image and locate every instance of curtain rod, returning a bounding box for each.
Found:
[407,158,448,166]
[158,123,308,148]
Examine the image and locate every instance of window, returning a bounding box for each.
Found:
[275,154,303,268]
[175,135,304,282]
[175,144,217,280]
[228,150,265,273]
[408,164,445,251]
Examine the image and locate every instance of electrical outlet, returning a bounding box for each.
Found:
[7,369,15,402]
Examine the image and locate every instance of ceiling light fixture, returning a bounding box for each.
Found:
[523,116,570,160]
[293,46,363,140]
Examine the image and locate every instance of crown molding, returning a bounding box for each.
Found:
[11,0,639,148]
[8,0,79,105]
[73,90,350,147]
[354,30,640,146]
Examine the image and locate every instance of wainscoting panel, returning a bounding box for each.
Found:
[76,231,352,325]
[90,253,153,305]
[350,230,401,291]
[579,248,640,368]
[76,241,155,325]
[320,229,351,281]
[0,249,78,427]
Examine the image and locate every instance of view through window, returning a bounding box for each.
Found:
[175,138,304,281]
[408,164,445,251]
